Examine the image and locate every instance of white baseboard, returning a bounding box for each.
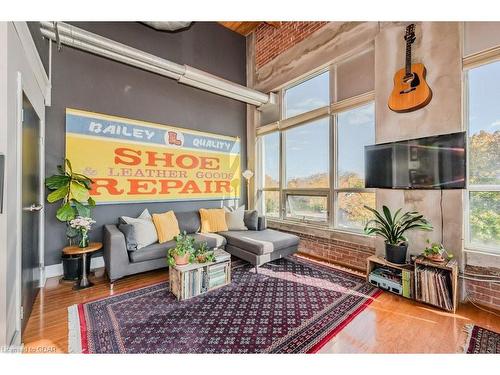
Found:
[43,256,105,284]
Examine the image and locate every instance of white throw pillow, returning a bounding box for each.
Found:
[121,209,158,249]
[223,205,248,231]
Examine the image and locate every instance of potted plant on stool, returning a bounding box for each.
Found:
[69,216,96,248]
[364,205,433,264]
[45,159,96,280]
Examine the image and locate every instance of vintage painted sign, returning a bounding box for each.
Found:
[65,108,241,204]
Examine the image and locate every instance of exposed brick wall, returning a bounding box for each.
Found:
[464,265,500,311]
[279,229,375,272]
[254,22,328,69]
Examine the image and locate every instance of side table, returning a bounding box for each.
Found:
[62,242,102,290]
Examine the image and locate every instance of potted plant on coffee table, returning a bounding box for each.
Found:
[168,232,196,266]
[364,205,433,264]
[194,242,215,264]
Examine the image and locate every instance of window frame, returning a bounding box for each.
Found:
[256,52,376,234]
[463,59,500,254]
[283,190,330,224]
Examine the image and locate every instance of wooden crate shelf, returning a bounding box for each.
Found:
[414,256,458,312]
[169,249,231,301]
[367,255,458,312]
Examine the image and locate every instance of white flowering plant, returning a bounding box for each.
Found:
[70,216,96,231]
[69,216,96,248]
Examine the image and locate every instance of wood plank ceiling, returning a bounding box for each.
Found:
[219,22,280,36]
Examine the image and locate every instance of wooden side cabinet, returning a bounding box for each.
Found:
[367,255,458,312]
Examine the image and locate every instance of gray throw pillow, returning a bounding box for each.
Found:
[175,211,201,234]
[244,210,259,231]
[118,224,138,251]
[120,209,158,249]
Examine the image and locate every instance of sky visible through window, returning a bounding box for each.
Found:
[285,117,329,185]
[284,71,330,118]
[337,102,375,181]
[468,61,500,135]
[262,105,375,186]
[262,132,279,187]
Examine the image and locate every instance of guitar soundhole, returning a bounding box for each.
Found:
[400,73,421,94]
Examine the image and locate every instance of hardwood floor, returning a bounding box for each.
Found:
[23,262,500,354]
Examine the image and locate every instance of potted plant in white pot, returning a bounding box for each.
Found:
[364,205,433,264]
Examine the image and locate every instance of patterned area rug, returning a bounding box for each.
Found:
[463,324,500,354]
[68,256,381,353]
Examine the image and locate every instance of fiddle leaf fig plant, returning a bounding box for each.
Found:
[45,159,95,223]
[363,205,433,245]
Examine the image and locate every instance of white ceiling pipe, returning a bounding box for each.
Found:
[178,76,263,106]
[183,66,270,104]
[39,22,273,106]
[40,28,181,80]
[40,21,185,76]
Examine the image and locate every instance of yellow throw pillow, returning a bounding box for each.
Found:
[152,211,180,243]
[199,208,228,233]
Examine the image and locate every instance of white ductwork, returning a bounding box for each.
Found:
[39,22,275,106]
[142,22,192,31]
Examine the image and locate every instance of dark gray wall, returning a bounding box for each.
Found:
[29,22,247,266]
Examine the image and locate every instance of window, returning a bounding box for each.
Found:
[257,132,280,218]
[262,190,280,218]
[337,103,375,188]
[256,50,375,233]
[284,118,329,189]
[466,61,500,252]
[261,132,280,189]
[283,71,330,119]
[285,194,328,223]
[335,103,376,230]
[283,117,330,223]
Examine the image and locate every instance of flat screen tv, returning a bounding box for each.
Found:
[365,132,466,189]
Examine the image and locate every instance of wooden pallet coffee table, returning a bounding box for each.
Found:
[169,248,231,300]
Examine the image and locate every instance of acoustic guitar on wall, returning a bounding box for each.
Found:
[388,24,432,113]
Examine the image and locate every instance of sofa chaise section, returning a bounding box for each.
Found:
[218,229,299,271]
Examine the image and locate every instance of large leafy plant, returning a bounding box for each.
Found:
[45,159,95,223]
[364,205,433,245]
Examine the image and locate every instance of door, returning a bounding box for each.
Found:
[20,92,42,334]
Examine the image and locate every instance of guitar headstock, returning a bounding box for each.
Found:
[404,24,416,44]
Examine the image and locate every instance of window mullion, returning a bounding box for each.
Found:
[330,112,337,229]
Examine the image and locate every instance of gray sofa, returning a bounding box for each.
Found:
[103,210,299,284]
